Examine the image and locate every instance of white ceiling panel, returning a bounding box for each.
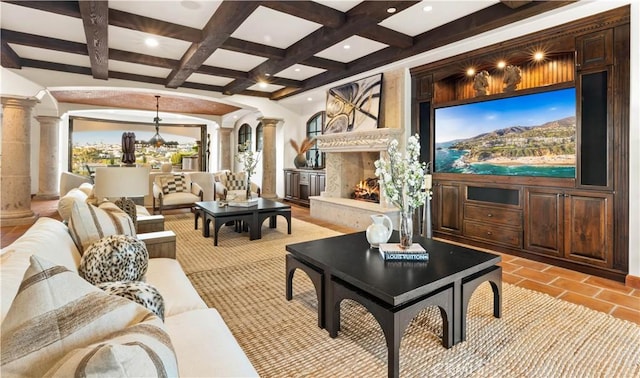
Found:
[231,6,322,49]
[108,26,191,60]
[314,36,388,63]
[275,64,327,81]
[247,82,285,93]
[108,60,172,78]
[0,2,85,43]
[312,0,361,12]
[186,73,234,87]
[109,1,222,29]
[204,49,268,71]
[9,45,91,67]
[380,0,500,37]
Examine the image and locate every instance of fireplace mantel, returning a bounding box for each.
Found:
[316,128,403,152]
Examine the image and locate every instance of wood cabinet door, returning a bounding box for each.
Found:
[524,188,563,257]
[285,171,300,199]
[433,181,462,234]
[576,29,613,70]
[563,190,613,267]
[309,173,319,197]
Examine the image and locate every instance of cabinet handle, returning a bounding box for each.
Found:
[487,213,493,217]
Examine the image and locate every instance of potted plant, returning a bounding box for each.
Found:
[289,137,316,168]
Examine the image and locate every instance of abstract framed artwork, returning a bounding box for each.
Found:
[324,73,383,134]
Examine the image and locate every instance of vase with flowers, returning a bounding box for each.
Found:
[235,140,260,200]
[289,137,316,168]
[374,134,428,248]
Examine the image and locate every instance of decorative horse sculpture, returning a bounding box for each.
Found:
[473,70,490,96]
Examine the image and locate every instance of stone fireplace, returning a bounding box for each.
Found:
[310,128,404,230]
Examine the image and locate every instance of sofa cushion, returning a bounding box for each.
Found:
[57,187,88,221]
[79,235,148,285]
[161,174,187,194]
[225,171,246,191]
[164,308,259,377]
[68,201,136,254]
[0,255,177,377]
[0,218,82,322]
[146,258,207,317]
[97,281,165,321]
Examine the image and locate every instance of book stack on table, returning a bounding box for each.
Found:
[379,243,429,261]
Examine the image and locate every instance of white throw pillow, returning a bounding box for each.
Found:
[68,201,136,254]
[0,255,177,377]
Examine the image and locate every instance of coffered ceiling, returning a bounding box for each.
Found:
[1,0,573,113]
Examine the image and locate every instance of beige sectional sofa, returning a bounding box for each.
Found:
[0,217,258,376]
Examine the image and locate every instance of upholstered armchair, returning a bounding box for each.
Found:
[152,172,203,214]
[213,171,260,201]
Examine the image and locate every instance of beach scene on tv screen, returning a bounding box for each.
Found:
[435,88,576,178]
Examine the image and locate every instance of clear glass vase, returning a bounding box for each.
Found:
[399,209,413,248]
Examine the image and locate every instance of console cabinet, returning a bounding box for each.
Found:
[284,169,325,207]
[412,7,629,281]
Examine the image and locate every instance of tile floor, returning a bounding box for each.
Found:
[2,199,638,325]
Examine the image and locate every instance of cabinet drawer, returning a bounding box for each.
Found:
[299,172,309,185]
[464,204,522,226]
[463,220,522,248]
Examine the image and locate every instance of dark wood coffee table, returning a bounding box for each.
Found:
[286,232,502,378]
[195,199,291,245]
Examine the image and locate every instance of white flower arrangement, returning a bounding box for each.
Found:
[235,140,260,179]
[374,134,429,212]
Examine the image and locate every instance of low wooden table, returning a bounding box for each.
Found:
[286,232,502,378]
[195,199,291,245]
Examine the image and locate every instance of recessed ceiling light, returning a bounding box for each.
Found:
[294,68,301,72]
[466,68,475,76]
[497,61,506,69]
[180,1,200,10]
[145,38,159,48]
[265,73,271,77]
[233,115,238,119]
[343,45,350,50]
[259,82,268,89]
[387,7,397,13]
[423,5,433,12]
[307,97,313,101]
[534,51,544,61]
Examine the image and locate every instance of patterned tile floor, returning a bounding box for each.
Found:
[2,199,638,325]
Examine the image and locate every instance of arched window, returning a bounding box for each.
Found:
[256,123,263,151]
[306,111,325,168]
[238,123,251,151]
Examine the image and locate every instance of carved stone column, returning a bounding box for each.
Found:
[35,116,61,199]
[259,117,282,199]
[1,96,39,226]
[218,128,233,171]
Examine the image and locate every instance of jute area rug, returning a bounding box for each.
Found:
[165,213,640,377]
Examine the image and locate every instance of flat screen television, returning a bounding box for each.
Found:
[434,87,576,178]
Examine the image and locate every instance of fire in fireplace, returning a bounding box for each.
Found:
[352,177,380,203]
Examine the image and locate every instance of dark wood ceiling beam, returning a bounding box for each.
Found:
[223,1,418,95]
[358,26,413,49]
[108,8,201,42]
[165,1,261,88]
[259,1,345,28]
[109,49,176,68]
[1,41,21,68]
[222,37,285,59]
[1,29,87,55]
[300,56,346,71]
[2,0,81,18]
[21,58,92,76]
[269,77,302,88]
[79,1,109,80]
[196,65,249,80]
[501,1,533,9]
[275,1,573,100]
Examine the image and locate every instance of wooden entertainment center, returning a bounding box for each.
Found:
[411,6,630,281]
